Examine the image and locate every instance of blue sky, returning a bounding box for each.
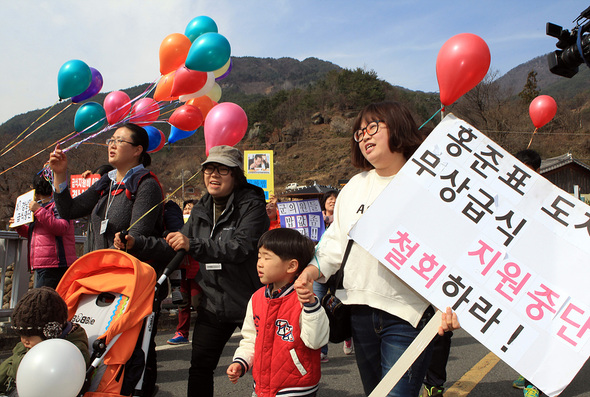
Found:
[0,0,583,124]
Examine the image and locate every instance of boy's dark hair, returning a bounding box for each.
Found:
[258,228,315,274]
[33,173,52,197]
[351,101,424,170]
[515,149,542,171]
[12,287,68,339]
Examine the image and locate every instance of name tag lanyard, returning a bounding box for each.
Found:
[100,179,123,234]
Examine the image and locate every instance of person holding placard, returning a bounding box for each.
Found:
[295,101,459,397]
[10,172,76,289]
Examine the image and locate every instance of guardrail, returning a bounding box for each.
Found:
[0,231,86,318]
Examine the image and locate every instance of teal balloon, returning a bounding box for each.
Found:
[185,33,231,72]
[168,125,195,144]
[74,102,106,133]
[57,60,92,100]
[185,16,218,42]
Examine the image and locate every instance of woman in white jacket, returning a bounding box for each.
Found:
[295,101,458,397]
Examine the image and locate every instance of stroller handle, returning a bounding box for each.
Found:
[160,249,187,281]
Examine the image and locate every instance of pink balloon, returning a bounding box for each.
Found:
[436,33,491,106]
[204,102,248,155]
[129,98,160,126]
[103,91,131,125]
[529,95,557,129]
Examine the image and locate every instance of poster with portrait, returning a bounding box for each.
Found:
[245,150,274,200]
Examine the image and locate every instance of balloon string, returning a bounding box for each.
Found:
[418,105,443,130]
[0,130,78,177]
[526,127,538,149]
[125,169,203,233]
[0,102,71,158]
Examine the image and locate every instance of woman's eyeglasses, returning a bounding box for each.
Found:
[202,164,231,176]
[353,120,383,142]
[106,138,136,146]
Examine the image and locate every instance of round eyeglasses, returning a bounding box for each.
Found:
[106,138,136,146]
[202,164,231,176]
[353,120,383,142]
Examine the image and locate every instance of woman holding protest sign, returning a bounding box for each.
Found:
[295,101,459,397]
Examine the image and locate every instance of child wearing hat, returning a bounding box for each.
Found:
[0,287,90,394]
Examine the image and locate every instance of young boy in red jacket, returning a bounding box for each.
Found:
[227,228,329,397]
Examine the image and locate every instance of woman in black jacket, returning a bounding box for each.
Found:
[116,145,269,397]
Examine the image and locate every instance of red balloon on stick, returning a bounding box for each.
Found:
[169,104,204,131]
[529,95,557,129]
[436,33,491,106]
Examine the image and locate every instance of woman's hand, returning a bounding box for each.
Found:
[294,265,319,304]
[48,144,68,190]
[114,232,135,250]
[165,231,190,251]
[438,307,460,336]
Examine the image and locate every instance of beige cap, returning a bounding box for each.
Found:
[202,145,244,170]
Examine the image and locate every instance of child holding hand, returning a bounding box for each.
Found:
[227,228,329,397]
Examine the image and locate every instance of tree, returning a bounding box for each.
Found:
[518,70,540,104]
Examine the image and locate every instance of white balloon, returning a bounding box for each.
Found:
[206,83,222,102]
[17,338,86,397]
[179,72,215,102]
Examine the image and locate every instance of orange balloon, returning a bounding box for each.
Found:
[154,71,178,102]
[186,95,217,119]
[159,33,192,75]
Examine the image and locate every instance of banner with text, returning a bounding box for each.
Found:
[244,150,274,200]
[70,174,101,198]
[10,189,35,227]
[277,199,325,242]
[349,114,590,396]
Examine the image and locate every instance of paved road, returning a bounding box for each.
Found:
[153,318,590,397]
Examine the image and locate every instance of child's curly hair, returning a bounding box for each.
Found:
[11,287,68,340]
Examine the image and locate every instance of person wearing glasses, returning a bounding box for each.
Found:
[295,102,459,397]
[47,123,165,258]
[115,145,269,397]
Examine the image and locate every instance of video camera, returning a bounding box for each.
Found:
[546,6,590,78]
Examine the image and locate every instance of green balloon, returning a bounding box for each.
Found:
[57,60,92,100]
[74,102,106,133]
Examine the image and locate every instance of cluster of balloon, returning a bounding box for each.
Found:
[436,33,491,107]
[16,339,86,397]
[145,126,166,153]
[527,95,557,148]
[204,102,248,155]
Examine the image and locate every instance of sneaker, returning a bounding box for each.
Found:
[167,332,189,345]
[422,385,444,397]
[343,339,354,355]
[524,385,540,397]
[513,375,526,389]
[320,353,329,363]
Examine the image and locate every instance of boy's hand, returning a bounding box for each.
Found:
[227,363,242,384]
[438,307,460,336]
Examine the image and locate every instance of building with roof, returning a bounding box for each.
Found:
[540,153,590,196]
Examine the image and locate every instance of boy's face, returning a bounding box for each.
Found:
[20,335,42,349]
[257,246,297,288]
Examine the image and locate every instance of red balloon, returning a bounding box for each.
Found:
[186,95,217,119]
[529,95,557,129]
[129,98,160,126]
[436,33,491,106]
[203,102,248,155]
[169,104,204,131]
[170,66,208,97]
[103,91,131,125]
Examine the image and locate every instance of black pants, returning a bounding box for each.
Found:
[187,309,241,397]
[424,331,453,388]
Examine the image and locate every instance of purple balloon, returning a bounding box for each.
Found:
[72,67,103,103]
[215,59,233,81]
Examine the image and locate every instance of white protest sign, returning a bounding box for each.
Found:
[349,114,590,397]
[10,189,35,227]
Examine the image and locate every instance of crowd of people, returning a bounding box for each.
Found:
[2,101,498,397]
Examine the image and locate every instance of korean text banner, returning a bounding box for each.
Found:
[10,189,35,228]
[277,199,325,242]
[70,174,101,198]
[349,114,590,396]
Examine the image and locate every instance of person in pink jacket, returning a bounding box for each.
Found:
[11,173,76,288]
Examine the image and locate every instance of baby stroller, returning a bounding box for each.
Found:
[56,248,185,397]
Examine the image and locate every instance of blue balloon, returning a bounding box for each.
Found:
[168,125,195,144]
[74,102,106,133]
[145,125,164,151]
[57,60,92,100]
[185,16,218,42]
[72,67,103,103]
[185,33,231,72]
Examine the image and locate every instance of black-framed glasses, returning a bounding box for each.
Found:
[353,120,383,142]
[106,138,137,146]
[202,164,231,176]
